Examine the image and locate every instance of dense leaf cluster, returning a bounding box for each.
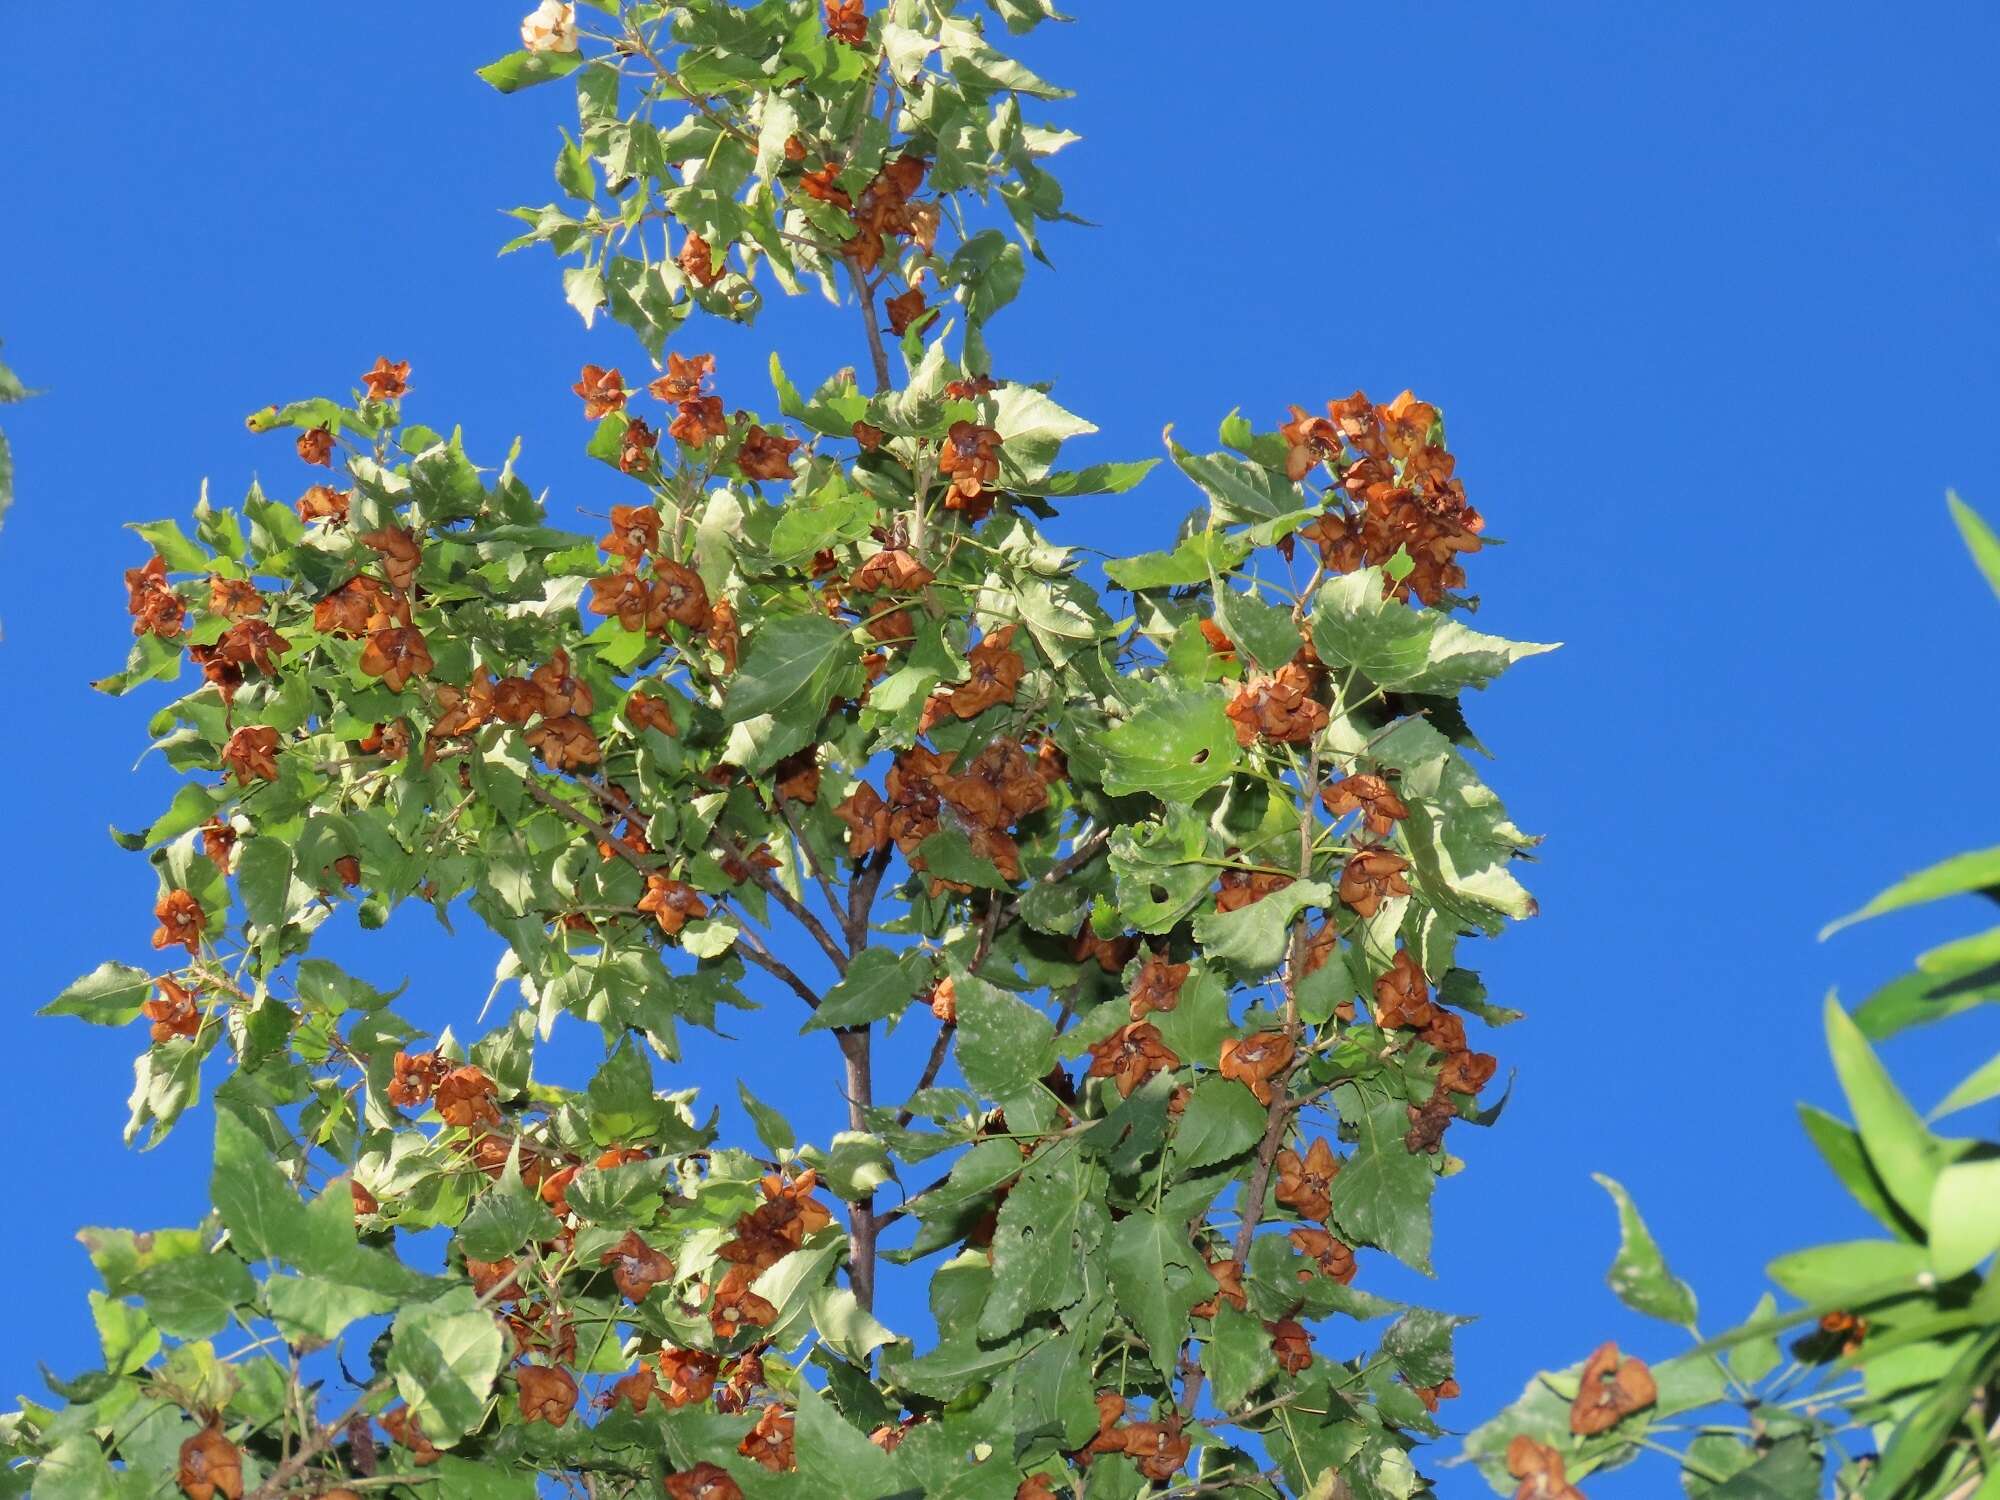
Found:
[9,4,1554,1498]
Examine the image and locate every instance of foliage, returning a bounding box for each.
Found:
[1460,499,2000,1500]
[8,4,1551,1498]
[0,337,32,535]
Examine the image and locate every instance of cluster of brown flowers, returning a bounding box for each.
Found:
[838,733,1052,895]
[938,420,1004,520]
[639,873,709,937]
[838,153,931,274]
[1369,950,1498,1153]
[386,1052,502,1130]
[1226,661,1327,747]
[124,555,185,638]
[1080,1394,1190,1481]
[1289,389,1484,607]
[843,543,933,647]
[919,623,1027,728]
[576,352,788,478]
[706,1170,833,1341]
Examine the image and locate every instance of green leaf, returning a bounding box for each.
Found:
[1797,1102,1919,1239]
[1934,1048,2000,1119]
[720,612,858,773]
[794,1378,899,1492]
[1105,530,1253,591]
[1593,1174,1699,1328]
[1766,1239,1931,1302]
[978,1148,1105,1338]
[1096,680,1242,803]
[1726,1293,1782,1387]
[389,1286,509,1441]
[1170,1075,1268,1170]
[1821,845,2000,938]
[212,1105,310,1263]
[1702,1436,1821,1498]
[585,1039,666,1144]
[477,49,584,93]
[1206,1302,1278,1411]
[1823,994,1943,1229]
[1192,879,1331,973]
[1310,570,1556,695]
[1104,1209,1215,1369]
[1378,1306,1468,1387]
[738,1080,797,1155]
[1928,1157,2000,1279]
[41,961,153,1026]
[132,1251,255,1339]
[1326,1082,1435,1274]
[456,1172,559,1261]
[1166,434,1301,526]
[1211,586,1302,673]
[1948,490,2000,603]
[235,837,298,931]
[954,973,1056,1100]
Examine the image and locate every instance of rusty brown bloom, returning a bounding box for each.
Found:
[1569,1341,1656,1436]
[360,625,433,693]
[516,1364,579,1426]
[824,0,867,46]
[1127,951,1190,1020]
[739,1404,796,1471]
[296,425,335,467]
[572,363,625,419]
[885,285,929,336]
[658,1348,721,1407]
[664,1464,743,1500]
[361,357,410,401]
[1086,1022,1180,1098]
[1322,772,1410,835]
[1340,847,1412,919]
[142,977,202,1043]
[1217,1031,1295,1106]
[1506,1435,1584,1500]
[1268,1318,1313,1374]
[434,1066,502,1130]
[1274,1136,1342,1222]
[153,890,207,954]
[734,424,800,481]
[221,724,280,786]
[648,351,714,404]
[601,1230,674,1302]
[1226,662,1327,746]
[1373,949,1435,1030]
[378,1405,440,1466]
[679,232,724,288]
[1289,1226,1358,1285]
[619,416,659,475]
[177,1419,244,1500]
[639,874,709,937]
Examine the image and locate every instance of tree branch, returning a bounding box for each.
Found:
[713,830,850,975]
[731,927,824,1012]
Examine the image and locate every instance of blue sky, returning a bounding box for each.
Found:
[3,3,1998,1492]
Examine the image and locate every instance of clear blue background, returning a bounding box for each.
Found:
[3,4,1998,1492]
